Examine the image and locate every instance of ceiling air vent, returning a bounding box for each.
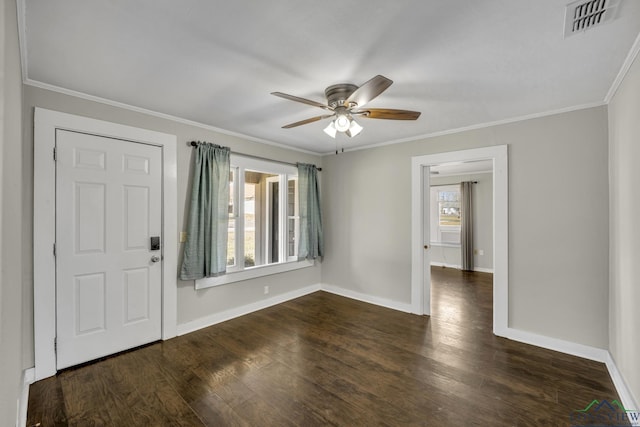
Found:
[564,0,620,38]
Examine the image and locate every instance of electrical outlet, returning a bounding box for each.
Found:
[179,231,187,243]
[264,286,269,295]
[478,249,484,256]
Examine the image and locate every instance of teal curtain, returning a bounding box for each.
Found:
[180,144,230,279]
[298,163,323,260]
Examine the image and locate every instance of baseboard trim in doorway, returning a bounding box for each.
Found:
[429,262,494,273]
[18,367,35,427]
[176,284,321,336]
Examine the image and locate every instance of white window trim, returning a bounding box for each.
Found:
[196,154,312,289]
[195,258,314,289]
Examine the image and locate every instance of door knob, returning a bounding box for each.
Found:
[151,255,161,263]
[424,245,429,250]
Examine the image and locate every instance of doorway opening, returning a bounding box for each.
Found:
[410,145,508,337]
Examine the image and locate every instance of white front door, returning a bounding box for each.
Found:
[55,130,162,370]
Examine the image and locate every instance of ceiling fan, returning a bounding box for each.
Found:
[271,75,421,138]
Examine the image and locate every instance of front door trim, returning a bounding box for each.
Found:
[34,108,178,381]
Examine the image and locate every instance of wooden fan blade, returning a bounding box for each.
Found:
[282,114,334,129]
[271,92,331,110]
[345,75,393,107]
[361,108,421,120]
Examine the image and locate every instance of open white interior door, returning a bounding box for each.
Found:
[422,166,432,314]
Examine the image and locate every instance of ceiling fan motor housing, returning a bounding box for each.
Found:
[325,84,358,108]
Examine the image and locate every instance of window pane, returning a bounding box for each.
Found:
[269,180,279,264]
[229,168,236,215]
[287,178,298,258]
[438,190,460,226]
[243,170,279,268]
[244,182,256,267]
[227,168,237,267]
[227,218,235,266]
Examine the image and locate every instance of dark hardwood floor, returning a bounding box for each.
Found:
[28,267,627,426]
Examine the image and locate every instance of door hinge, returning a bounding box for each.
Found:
[53,243,56,257]
[53,147,56,161]
[54,337,57,353]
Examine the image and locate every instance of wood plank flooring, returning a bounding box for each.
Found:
[27,267,628,426]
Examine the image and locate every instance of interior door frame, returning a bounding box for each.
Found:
[33,108,178,381]
[411,145,509,337]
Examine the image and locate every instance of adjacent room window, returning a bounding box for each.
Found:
[430,185,461,245]
[226,155,299,273]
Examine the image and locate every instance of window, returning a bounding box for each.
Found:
[226,156,300,272]
[430,185,461,245]
[195,155,313,289]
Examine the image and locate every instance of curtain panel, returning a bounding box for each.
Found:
[460,181,474,271]
[180,144,230,280]
[298,163,324,260]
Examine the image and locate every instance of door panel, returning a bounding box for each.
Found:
[56,130,162,370]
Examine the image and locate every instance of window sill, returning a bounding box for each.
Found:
[195,259,315,290]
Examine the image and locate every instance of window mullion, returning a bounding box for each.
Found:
[236,166,245,271]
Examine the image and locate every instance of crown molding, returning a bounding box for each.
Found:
[23,79,322,156]
[605,30,640,103]
[322,101,606,156]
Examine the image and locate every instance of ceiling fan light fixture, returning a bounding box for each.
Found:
[323,121,337,138]
[346,119,363,137]
[334,113,351,132]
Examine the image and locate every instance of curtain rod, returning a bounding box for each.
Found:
[430,181,478,187]
[189,141,322,171]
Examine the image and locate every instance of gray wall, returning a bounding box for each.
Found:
[430,172,493,271]
[21,85,323,367]
[0,0,24,424]
[321,106,609,349]
[608,52,640,405]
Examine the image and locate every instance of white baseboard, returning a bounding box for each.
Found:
[501,328,638,425]
[321,284,413,313]
[18,368,35,427]
[176,284,321,336]
[430,262,493,273]
[501,327,609,362]
[605,352,640,422]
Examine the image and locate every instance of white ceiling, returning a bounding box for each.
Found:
[20,1,640,154]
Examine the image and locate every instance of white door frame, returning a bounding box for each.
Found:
[411,145,509,336]
[33,108,178,381]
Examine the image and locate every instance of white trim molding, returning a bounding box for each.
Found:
[33,108,178,381]
[605,30,640,103]
[18,368,35,427]
[177,284,321,335]
[430,262,494,274]
[321,285,413,313]
[605,352,640,421]
[411,145,509,336]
